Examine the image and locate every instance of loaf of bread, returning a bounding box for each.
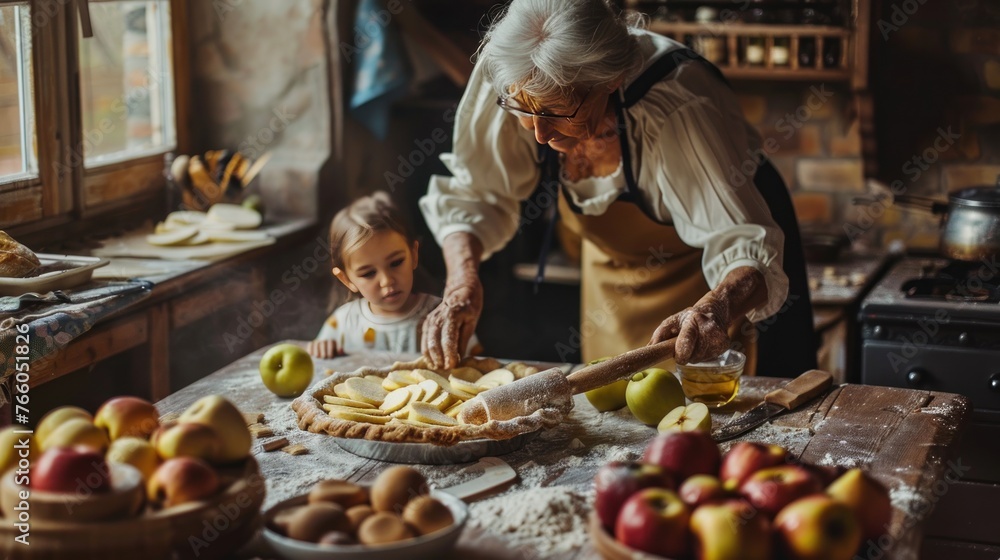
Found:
[0,230,40,278]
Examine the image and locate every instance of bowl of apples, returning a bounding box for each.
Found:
[262,466,468,560]
[590,431,894,560]
[0,394,265,560]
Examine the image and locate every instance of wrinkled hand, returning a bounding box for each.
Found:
[650,295,732,365]
[307,339,340,359]
[421,274,483,369]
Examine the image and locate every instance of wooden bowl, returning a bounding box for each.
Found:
[0,457,265,560]
[0,462,144,523]
[588,511,672,560]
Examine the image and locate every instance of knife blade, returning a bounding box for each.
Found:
[711,369,833,442]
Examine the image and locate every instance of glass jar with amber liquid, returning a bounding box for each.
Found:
[676,350,746,407]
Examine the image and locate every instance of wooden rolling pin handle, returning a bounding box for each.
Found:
[764,369,833,410]
[566,339,677,395]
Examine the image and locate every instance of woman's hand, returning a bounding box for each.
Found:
[422,275,484,369]
[649,267,768,364]
[421,232,485,369]
[307,339,340,359]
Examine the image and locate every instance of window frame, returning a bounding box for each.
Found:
[0,0,190,240]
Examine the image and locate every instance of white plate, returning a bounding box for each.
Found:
[0,254,110,297]
[262,490,468,560]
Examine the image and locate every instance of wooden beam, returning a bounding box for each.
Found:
[30,313,149,387]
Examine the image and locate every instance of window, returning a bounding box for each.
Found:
[0,0,184,231]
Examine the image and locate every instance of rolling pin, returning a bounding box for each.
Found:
[459,339,677,424]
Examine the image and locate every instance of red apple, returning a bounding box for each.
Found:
[775,495,862,560]
[719,442,788,488]
[147,457,220,507]
[94,396,160,440]
[826,468,892,541]
[33,446,112,494]
[614,488,690,558]
[690,499,772,560]
[641,431,721,482]
[594,461,675,529]
[804,462,848,487]
[739,465,823,516]
[679,474,732,508]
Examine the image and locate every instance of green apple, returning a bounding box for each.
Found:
[657,402,713,433]
[260,343,315,398]
[584,357,629,412]
[626,368,685,426]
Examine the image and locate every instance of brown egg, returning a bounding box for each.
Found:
[286,503,351,543]
[370,466,429,513]
[317,531,357,546]
[308,479,369,509]
[402,496,454,535]
[357,512,415,545]
[346,504,375,532]
[270,505,306,536]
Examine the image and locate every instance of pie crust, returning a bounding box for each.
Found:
[292,356,571,446]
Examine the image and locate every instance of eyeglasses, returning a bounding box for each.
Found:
[496,86,593,121]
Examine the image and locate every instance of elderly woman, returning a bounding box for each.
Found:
[419,0,816,377]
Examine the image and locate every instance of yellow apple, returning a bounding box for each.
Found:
[178,396,251,464]
[40,417,110,453]
[625,368,685,425]
[94,396,160,440]
[584,357,629,412]
[107,437,160,481]
[259,343,314,398]
[657,402,713,433]
[153,422,222,463]
[826,468,892,541]
[0,427,36,475]
[35,406,92,448]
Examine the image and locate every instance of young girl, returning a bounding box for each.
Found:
[308,192,481,359]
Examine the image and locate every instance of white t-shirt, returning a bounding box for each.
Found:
[419,30,788,323]
[315,293,481,355]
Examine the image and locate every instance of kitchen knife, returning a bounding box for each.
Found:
[711,369,833,442]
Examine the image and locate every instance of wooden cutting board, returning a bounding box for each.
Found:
[92,226,275,262]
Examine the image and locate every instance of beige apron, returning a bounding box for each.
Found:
[557,192,758,375]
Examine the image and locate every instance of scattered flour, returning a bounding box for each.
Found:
[818,452,860,468]
[890,484,929,520]
[469,486,591,556]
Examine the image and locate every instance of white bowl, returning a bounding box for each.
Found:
[262,489,468,560]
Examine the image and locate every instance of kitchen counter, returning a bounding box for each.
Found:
[155,344,971,560]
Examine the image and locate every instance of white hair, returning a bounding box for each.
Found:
[477,0,646,101]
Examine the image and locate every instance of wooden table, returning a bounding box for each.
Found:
[155,344,971,560]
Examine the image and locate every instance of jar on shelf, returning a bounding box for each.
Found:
[745,37,766,66]
[797,8,818,68]
[771,37,791,66]
[823,37,841,68]
[692,6,725,64]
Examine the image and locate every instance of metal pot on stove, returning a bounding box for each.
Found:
[892,180,1000,262]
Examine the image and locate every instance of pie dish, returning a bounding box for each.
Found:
[292,356,571,446]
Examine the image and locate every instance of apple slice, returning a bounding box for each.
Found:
[447,367,483,382]
[477,369,515,388]
[444,402,464,419]
[203,229,269,243]
[380,388,412,413]
[342,377,387,406]
[657,403,713,433]
[411,369,451,387]
[322,395,376,410]
[206,203,262,229]
[323,404,388,416]
[430,392,458,411]
[333,383,351,399]
[391,417,438,428]
[146,225,199,246]
[408,402,458,427]
[406,384,424,402]
[416,380,441,402]
[165,211,207,227]
[449,376,487,396]
[327,409,391,424]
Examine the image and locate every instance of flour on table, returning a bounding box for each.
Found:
[470,486,591,556]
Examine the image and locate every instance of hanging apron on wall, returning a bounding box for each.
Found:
[539,47,817,378]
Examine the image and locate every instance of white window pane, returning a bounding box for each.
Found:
[79,0,175,167]
[0,4,38,185]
